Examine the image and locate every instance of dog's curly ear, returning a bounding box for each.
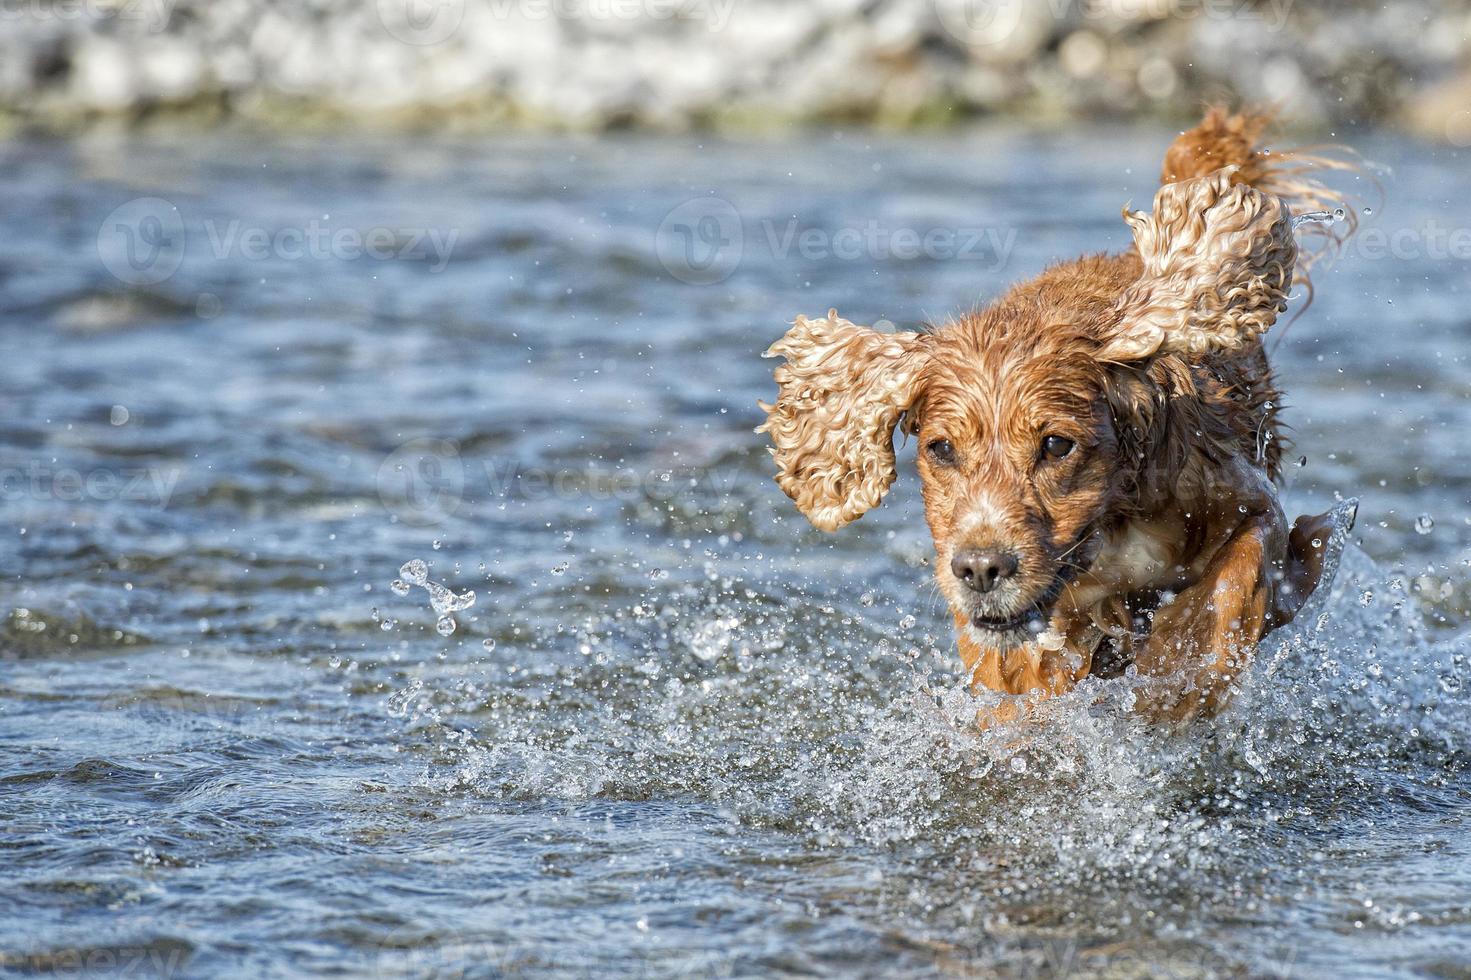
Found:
[757,310,931,532]
[1100,167,1298,362]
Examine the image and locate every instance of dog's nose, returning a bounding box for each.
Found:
[950,549,1019,593]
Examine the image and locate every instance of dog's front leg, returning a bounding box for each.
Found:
[958,614,1099,729]
[1131,514,1285,723]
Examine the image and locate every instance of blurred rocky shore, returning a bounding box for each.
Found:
[2,0,1468,138]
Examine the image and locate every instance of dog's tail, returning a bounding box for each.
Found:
[1159,106,1359,288]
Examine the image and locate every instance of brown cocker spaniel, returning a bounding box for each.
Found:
[759,108,1358,724]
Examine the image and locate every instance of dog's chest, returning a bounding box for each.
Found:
[1076,520,1188,601]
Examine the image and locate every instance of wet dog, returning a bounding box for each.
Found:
[759,108,1356,723]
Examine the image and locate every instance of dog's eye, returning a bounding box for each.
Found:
[1041,435,1075,460]
[927,439,956,465]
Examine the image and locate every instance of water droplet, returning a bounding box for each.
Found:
[1332,207,1347,220]
[432,540,443,550]
[1359,590,1374,606]
[1009,756,1027,773]
[436,616,457,636]
[1439,675,1462,694]
[689,617,738,661]
[899,614,916,630]
[551,562,569,576]
[379,619,394,631]
[1362,206,1373,216]
[109,405,130,426]
[859,592,876,607]
[399,559,429,586]
[482,638,496,652]
[1415,514,1435,535]
[390,579,411,596]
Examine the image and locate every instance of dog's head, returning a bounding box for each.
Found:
[759,169,1297,648]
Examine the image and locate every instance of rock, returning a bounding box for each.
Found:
[137,38,206,101]
[1409,69,1471,146]
[0,0,1467,133]
[71,36,139,112]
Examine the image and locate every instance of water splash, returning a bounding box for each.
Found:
[389,558,476,634]
[375,502,1471,974]
[1290,207,1347,230]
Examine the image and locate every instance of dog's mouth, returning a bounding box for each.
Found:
[965,533,1098,641]
[968,573,1069,638]
[971,606,1051,635]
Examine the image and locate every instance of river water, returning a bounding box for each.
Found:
[2,125,1470,977]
